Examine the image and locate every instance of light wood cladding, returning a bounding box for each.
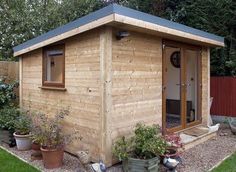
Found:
[20,26,210,166]
[108,29,163,162]
[201,47,210,125]
[21,29,102,161]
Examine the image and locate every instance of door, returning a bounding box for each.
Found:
[162,40,202,133]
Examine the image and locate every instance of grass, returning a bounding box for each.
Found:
[0,148,40,172]
[211,152,236,172]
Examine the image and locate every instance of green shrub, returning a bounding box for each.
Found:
[0,106,20,131]
[113,123,168,161]
[0,79,19,108]
[14,112,31,135]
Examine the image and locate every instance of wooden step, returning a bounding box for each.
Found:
[179,127,217,150]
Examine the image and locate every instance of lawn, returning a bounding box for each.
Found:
[0,148,40,172]
[211,152,236,172]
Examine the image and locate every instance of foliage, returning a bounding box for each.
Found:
[1,0,235,76]
[30,108,82,149]
[113,123,168,161]
[112,136,132,161]
[0,0,104,60]
[14,111,31,135]
[164,0,236,76]
[0,148,40,172]
[165,133,182,148]
[0,78,19,108]
[0,106,20,131]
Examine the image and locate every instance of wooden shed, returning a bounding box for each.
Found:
[13,4,224,165]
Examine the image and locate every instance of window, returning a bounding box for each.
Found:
[43,44,65,88]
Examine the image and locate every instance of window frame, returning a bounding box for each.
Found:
[42,44,65,88]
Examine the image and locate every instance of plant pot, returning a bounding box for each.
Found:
[40,146,64,169]
[229,121,236,135]
[123,156,160,172]
[13,132,32,150]
[32,141,41,151]
[160,148,179,164]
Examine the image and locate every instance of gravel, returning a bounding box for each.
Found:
[1,126,236,172]
[176,126,236,172]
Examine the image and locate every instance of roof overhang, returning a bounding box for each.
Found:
[13,4,224,57]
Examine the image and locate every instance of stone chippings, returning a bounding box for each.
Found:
[1,126,236,172]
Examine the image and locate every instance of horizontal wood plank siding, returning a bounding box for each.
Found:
[21,29,101,161]
[110,29,162,144]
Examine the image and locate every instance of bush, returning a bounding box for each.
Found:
[113,123,168,161]
[14,111,32,135]
[0,106,20,131]
[30,108,82,149]
[0,78,19,108]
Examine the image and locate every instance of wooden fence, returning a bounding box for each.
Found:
[0,61,19,81]
[210,77,236,117]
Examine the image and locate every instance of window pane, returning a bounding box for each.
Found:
[45,50,63,83]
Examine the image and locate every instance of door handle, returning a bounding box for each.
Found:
[162,86,166,92]
[176,83,191,86]
[176,84,185,86]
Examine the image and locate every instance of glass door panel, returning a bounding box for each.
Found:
[165,46,182,130]
[185,49,200,125]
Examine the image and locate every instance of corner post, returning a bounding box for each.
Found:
[207,48,211,126]
[100,26,113,165]
[19,56,23,108]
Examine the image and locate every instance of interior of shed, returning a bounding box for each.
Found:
[165,46,199,129]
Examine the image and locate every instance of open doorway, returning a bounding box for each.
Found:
[162,41,202,133]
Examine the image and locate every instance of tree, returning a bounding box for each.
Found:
[163,0,236,76]
[0,0,235,76]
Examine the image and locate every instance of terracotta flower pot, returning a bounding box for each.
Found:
[13,132,32,151]
[32,141,41,151]
[40,146,64,169]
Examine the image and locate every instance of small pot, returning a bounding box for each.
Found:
[13,132,32,151]
[32,141,41,151]
[40,146,64,169]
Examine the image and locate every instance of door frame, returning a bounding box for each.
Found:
[162,40,202,134]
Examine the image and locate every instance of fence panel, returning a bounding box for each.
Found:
[210,77,236,117]
[0,61,19,81]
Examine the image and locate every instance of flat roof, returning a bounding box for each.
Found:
[13,3,224,56]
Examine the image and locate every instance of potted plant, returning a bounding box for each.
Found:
[163,133,182,159]
[161,134,183,171]
[30,112,43,151]
[13,112,32,150]
[35,109,81,169]
[0,106,20,147]
[113,123,168,172]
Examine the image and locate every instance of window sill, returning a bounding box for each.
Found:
[39,86,67,91]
